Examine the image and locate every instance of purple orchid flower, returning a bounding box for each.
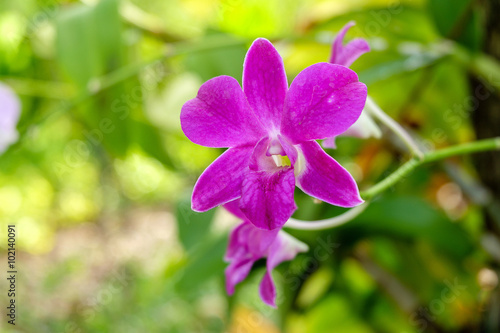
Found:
[0,83,21,154]
[181,38,367,230]
[329,21,371,67]
[324,22,381,149]
[223,200,308,307]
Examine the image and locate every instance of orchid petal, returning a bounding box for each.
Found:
[181,76,265,148]
[322,137,337,149]
[259,232,308,307]
[259,271,277,307]
[225,221,279,261]
[240,168,296,230]
[192,146,253,212]
[243,38,288,131]
[330,21,370,67]
[225,221,280,295]
[225,258,255,295]
[323,110,381,148]
[224,222,249,261]
[296,141,363,207]
[223,199,246,220]
[281,63,367,144]
[333,39,371,67]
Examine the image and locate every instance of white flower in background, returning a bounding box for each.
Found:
[323,96,383,148]
[0,82,21,154]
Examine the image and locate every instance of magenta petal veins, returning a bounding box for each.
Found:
[240,168,297,230]
[281,63,367,144]
[243,38,288,131]
[180,75,265,148]
[192,146,254,212]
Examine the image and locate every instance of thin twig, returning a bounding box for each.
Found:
[365,96,424,159]
[361,137,500,200]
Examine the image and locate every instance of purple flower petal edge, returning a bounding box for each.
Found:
[329,21,370,67]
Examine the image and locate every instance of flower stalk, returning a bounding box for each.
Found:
[285,202,369,230]
[361,137,500,200]
[285,137,500,230]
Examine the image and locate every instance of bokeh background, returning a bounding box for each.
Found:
[1,0,500,332]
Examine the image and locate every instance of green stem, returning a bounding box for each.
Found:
[285,138,500,231]
[361,137,500,200]
[17,35,247,134]
[88,34,247,94]
[120,0,183,43]
[285,202,369,230]
[0,77,76,99]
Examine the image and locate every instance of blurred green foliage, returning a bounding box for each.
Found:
[0,0,499,332]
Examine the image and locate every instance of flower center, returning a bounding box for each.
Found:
[265,137,291,168]
[271,155,291,167]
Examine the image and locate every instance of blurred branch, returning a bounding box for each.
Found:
[17,34,247,135]
[361,137,500,200]
[444,162,500,230]
[353,247,418,313]
[447,0,477,40]
[481,233,500,263]
[0,77,76,99]
[443,162,491,205]
[120,1,183,43]
[86,34,247,95]
[353,247,448,332]
[469,54,500,96]
[86,34,246,94]
[453,45,500,97]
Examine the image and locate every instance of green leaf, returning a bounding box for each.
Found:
[56,0,122,89]
[130,118,174,169]
[428,0,483,52]
[94,0,122,71]
[175,196,215,252]
[175,234,228,296]
[56,4,102,88]
[345,196,474,257]
[306,295,372,333]
[185,36,247,83]
[357,52,445,86]
[56,0,129,157]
